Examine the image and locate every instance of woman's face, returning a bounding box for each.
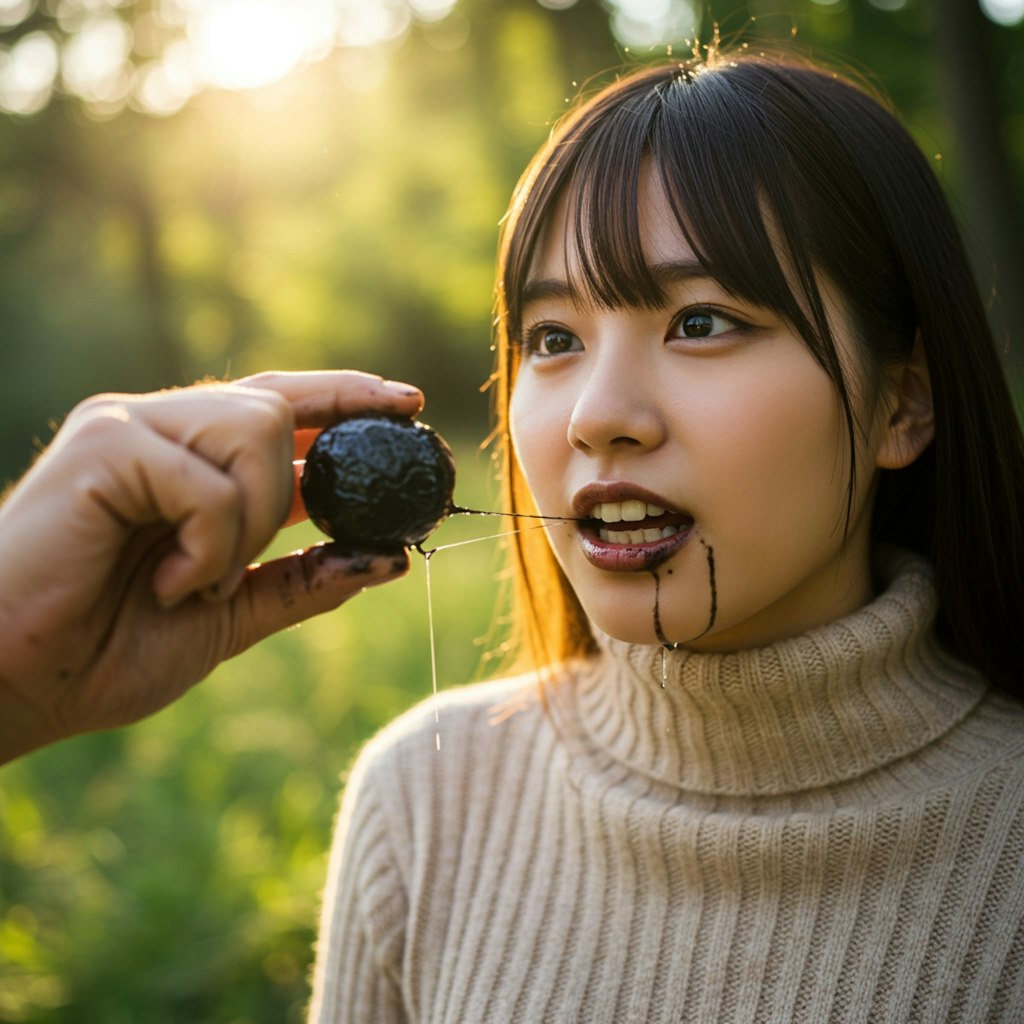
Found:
[509,172,895,651]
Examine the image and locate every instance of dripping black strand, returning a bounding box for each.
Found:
[703,538,718,630]
[652,538,718,651]
[414,508,569,558]
[447,503,585,523]
[652,571,670,646]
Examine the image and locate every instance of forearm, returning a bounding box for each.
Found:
[0,686,58,764]
[0,601,68,764]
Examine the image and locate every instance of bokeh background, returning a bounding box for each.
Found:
[1,1,1022,1021]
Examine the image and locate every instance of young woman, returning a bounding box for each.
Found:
[308,52,1024,1022]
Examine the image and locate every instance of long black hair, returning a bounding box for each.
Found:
[492,52,1024,693]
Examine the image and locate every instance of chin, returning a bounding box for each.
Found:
[590,619,661,645]
[581,602,674,648]
[571,569,713,649]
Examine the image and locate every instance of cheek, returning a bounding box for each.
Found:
[509,381,565,496]
[698,368,849,536]
[507,387,533,478]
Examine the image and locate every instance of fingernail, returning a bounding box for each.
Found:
[316,547,409,581]
[380,379,422,398]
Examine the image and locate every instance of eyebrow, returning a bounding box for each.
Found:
[520,258,712,308]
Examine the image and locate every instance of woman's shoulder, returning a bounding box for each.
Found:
[346,672,551,793]
[968,686,1024,763]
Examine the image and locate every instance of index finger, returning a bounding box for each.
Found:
[238,371,424,430]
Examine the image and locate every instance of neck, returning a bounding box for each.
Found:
[551,549,986,797]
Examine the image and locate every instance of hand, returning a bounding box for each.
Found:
[0,371,424,764]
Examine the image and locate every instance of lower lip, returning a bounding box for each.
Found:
[578,523,694,572]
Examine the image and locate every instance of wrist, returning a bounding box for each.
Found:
[0,609,71,765]
[0,683,64,765]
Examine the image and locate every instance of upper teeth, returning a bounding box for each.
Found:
[590,500,667,523]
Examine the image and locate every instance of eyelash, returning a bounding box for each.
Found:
[520,322,580,358]
[667,305,749,341]
[519,304,750,357]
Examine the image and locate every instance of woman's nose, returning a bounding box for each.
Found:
[566,351,667,454]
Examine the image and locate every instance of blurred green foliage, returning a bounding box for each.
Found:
[1,1,1022,1021]
[0,440,510,1023]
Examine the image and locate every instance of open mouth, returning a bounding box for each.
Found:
[584,499,695,545]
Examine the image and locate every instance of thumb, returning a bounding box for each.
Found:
[224,546,410,655]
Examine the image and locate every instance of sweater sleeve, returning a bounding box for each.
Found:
[307,742,410,1024]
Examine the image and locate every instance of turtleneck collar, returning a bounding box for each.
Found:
[553,550,987,797]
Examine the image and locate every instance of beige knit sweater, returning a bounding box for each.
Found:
[308,551,1024,1022]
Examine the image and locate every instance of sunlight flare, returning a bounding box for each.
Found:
[189,0,320,90]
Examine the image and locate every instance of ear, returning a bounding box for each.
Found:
[875,331,935,470]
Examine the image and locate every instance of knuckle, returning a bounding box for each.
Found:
[65,395,132,431]
[237,372,297,412]
[238,370,277,388]
[61,402,138,455]
[248,393,293,440]
[67,393,125,419]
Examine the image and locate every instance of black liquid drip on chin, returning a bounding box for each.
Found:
[651,538,718,658]
[652,570,670,647]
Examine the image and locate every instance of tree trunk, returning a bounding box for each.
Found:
[930,0,1024,387]
[123,178,190,389]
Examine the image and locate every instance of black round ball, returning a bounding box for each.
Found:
[301,416,456,550]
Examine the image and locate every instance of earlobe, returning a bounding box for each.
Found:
[875,331,936,470]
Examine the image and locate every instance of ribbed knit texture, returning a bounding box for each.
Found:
[308,551,1024,1022]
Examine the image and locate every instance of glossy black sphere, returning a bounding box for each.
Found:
[301,416,456,549]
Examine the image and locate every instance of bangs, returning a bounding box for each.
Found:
[502,61,842,379]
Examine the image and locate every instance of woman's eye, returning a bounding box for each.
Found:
[670,307,740,340]
[526,326,582,356]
